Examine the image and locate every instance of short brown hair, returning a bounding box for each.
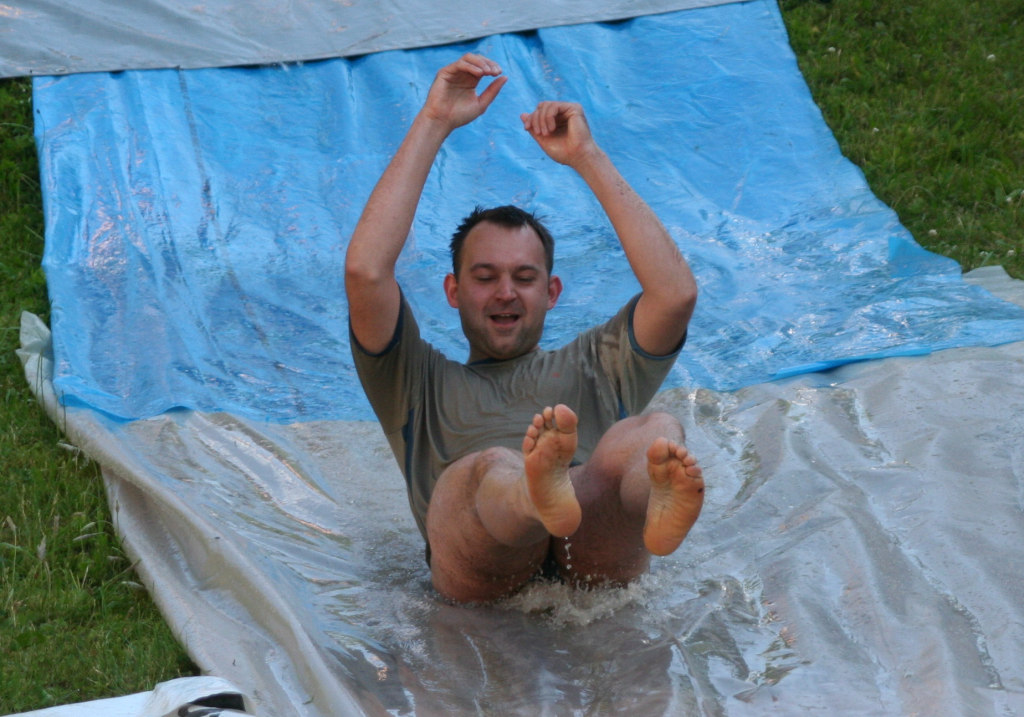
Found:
[449,206,555,276]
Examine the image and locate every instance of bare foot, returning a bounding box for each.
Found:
[522,404,582,538]
[643,437,704,556]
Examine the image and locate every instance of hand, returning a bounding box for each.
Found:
[520,101,599,168]
[421,53,507,131]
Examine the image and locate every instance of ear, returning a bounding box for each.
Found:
[547,274,563,309]
[443,273,459,308]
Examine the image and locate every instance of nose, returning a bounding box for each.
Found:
[495,275,516,301]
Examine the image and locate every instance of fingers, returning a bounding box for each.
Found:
[425,53,506,127]
[447,53,506,107]
[451,53,503,78]
[519,101,585,136]
[478,75,508,110]
[430,56,590,138]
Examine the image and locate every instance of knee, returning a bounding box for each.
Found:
[630,411,684,439]
[591,411,684,459]
[472,446,520,477]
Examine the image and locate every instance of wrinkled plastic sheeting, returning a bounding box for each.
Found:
[18,267,1024,715]
[1,0,737,78]
[32,0,1024,423]
[9,677,251,717]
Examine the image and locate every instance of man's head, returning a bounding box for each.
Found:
[450,206,555,277]
[444,206,562,363]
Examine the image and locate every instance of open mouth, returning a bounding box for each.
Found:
[490,312,520,327]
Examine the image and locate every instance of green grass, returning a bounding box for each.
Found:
[1,0,1022,711]
[0,80,197,712]
[781,0,1023,277]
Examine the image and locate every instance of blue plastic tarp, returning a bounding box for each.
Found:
[33,0,1024,423]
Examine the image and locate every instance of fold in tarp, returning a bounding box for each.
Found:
[2,0,737,77]
[19,267,1024,715]
[32,0,1024,423]
[10,677,252,717]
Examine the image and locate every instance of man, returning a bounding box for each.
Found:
[345,53,704,603]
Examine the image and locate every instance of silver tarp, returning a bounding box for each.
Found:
[19,267,1024,715]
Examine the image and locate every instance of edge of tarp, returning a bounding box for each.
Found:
[5,677,252,717]
[16,313,367,716]
[2,0,742,78]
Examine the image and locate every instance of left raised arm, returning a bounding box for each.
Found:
[521,102,697,356]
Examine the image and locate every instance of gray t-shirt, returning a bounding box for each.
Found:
[351,292,681,539]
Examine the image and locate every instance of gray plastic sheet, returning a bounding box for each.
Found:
[10,677,252,717]
[1,0,737,78]
[18,267,1024,715]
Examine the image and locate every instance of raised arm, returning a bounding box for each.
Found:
[345,54,507,354]
[520,102,697,356]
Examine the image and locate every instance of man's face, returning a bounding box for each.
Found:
[444,221,562,363]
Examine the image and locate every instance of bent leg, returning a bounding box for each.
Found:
[425,405,583,603]
[426,448,547,603]
[559,412,704,587]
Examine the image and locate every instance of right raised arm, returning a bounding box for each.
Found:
[345,54,507,354]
